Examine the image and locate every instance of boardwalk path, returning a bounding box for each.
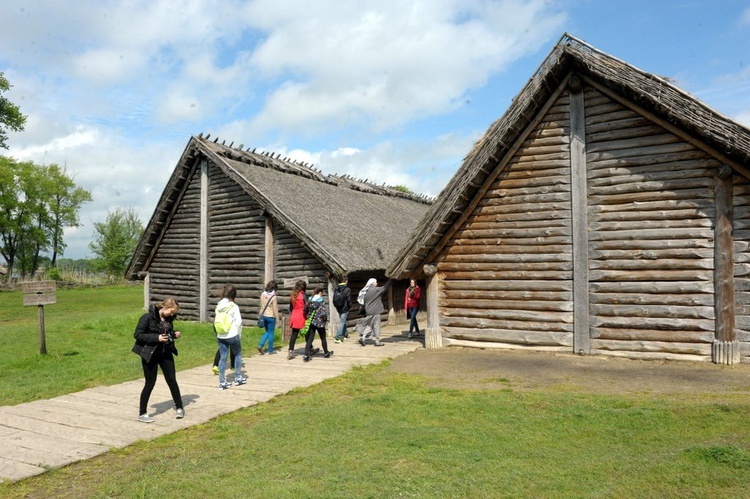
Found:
[0,326,421,483]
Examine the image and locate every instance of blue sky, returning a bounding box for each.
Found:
[1,0,749,260]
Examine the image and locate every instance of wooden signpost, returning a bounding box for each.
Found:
[21,281,56,354]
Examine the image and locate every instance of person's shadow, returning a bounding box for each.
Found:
[151,394,199,416]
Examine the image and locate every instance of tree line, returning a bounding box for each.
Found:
[0,72,144,283]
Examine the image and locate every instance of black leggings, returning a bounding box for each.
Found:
[139,353,183,415]
[305,325,329,356]
[213,345,237,367]
[288,328,302,351]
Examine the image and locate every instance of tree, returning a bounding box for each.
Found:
[89,207,144,278]
[0,72,26,149]
[47,164,93,267]
[0,156,44,281]
[0,157,91,281]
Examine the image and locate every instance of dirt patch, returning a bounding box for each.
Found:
[386,347,750,396]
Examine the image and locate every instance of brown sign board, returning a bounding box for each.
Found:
[21,281,56,294]
[22,281,57,306]
[23,293,57,306]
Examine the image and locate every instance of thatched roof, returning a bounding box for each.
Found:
[126,135,431,280]
[387,33,750,279]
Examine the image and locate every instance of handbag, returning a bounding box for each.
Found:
[257,295,274,328]
[132,342,157,363]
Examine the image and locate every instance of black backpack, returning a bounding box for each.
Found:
[333,286,346,310]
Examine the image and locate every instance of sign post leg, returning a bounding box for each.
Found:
[38,304,47,355]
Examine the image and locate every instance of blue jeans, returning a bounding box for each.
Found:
[335,311,349,339]
[259,317,276,353]
[218,336,242,384]
[408,307,420,334]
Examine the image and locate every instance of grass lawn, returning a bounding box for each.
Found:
[0,285,271,406]
[1,286,749,497]
[3,365,750,497]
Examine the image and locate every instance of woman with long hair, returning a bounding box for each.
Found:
[132,298,185,423]
[257,280,279,354]
[287,280,308,360]
[405,279,422,338]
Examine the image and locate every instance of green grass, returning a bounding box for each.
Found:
[1,286,750,497]
[3,368,750,498]
[0,285,273,406]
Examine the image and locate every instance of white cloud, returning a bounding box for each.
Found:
[741,7,750,27]
[244,0,566,133]
[10,126,98,159]
[736,110,750,128]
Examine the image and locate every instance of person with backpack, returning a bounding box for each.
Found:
[257,280,279,354]
[333,275,352,344]
[214,284,246,390]
[303,286,333,361]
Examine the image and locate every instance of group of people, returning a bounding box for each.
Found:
[131,276,422,423]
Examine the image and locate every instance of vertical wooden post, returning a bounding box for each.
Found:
[387,284,396,325]
[38,305,47,355]
[264,215,274,284]
[327,276,338,338]
[713,165,738,364]
[569,75,591,355]
[423,265,442,349]
[143,272,150,311]
[199,160,209,323]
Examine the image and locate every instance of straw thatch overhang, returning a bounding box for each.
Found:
[126,134,431,280]
[387,32,750,279]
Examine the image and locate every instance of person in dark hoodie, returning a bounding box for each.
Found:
[132,297,185,423]
[333,275,352,343]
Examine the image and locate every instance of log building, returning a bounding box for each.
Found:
[387,34,750,364]
[126,135,431,329]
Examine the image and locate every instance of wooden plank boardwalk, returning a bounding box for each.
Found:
[0,325,422,483]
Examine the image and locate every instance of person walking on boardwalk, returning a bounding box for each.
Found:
[287,280,309,360]
[405,279,422,338]
[215,284,246,390]
[356,278,391,347]
[257,280,279,354]
[303,286,334,362]
[132,298,185,423]
[333,275,352,344]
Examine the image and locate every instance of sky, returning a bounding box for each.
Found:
[1,0,749,261]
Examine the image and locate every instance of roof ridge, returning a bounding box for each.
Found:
[195,133,433,205]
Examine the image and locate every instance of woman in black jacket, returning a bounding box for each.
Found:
[132,298,185,423]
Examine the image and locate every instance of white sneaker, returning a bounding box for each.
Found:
[138,413,154,423]
[175,408,185,419]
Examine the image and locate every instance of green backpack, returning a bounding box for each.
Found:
[214,303,235,334]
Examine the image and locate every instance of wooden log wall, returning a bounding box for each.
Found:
[437,92,575,349]
[272,224,328,315]
[584,86,718,361]
[206,166,266,323]
[148,164,202,319]
[733,173,750,363]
